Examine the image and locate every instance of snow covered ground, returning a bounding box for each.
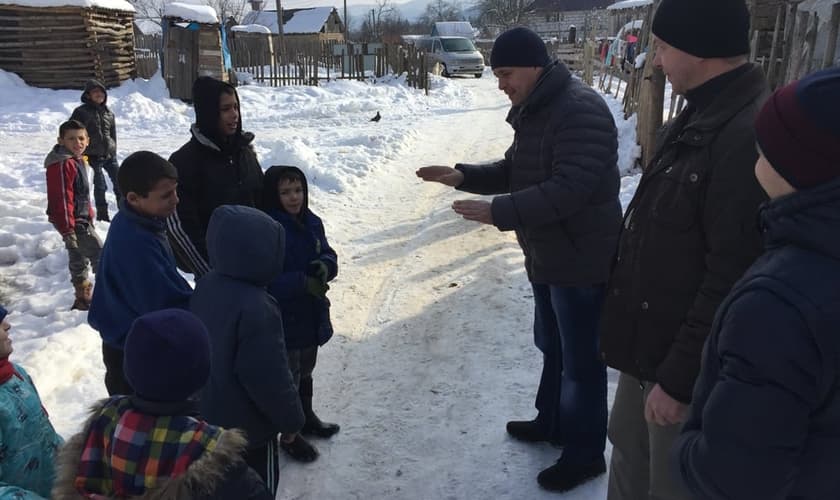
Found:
[0,67,640,499]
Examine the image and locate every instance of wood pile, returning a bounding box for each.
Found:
[0,4,136,89]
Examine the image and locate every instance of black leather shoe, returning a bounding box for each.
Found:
[506,419,552,443]
[302,415,340,438]
[280,435,319,462]
[537,456,606,492]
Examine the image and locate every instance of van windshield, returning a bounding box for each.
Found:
[441,38,476,52]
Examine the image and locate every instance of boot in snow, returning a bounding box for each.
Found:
[280,434,319,462]
[96,206,110,222]
[300,387,340,438]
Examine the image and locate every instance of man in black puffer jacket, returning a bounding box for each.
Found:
[71,79,120,222]
[165,77,264,278]
[417,27,621,493]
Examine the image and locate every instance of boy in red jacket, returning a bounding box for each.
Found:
[45,119,102,310]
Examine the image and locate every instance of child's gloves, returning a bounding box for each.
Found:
[305,276,329,299]
[63,233,79,250]
[306,260,329,283]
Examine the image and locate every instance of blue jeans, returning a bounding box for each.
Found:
[533,283,607,463]
[89,156,121,209]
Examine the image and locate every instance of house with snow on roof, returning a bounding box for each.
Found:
[523,0,612,42]
[241,6,344,43]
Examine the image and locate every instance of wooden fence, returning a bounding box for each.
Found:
[228,36,429,93]
[583,0,840,167]
[134,32,161,79]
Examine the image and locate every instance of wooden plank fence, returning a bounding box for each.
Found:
[228,36,429,93]
[134,32,161,79]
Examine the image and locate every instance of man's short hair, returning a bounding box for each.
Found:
[118,151,178,196]
[58,119,86,138]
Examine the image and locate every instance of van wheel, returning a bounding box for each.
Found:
[442,64,450,77]
[474,73,482,78]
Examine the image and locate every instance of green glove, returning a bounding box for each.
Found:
[305,276,329,299]
[307,260,329,283]
[63,233,79,250]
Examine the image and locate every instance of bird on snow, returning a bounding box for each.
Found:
[370,111,381,122]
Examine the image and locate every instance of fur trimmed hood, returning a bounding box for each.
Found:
[52,398,250,500]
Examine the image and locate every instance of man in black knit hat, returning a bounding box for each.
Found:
[418,27,621,493]
[165,77,264,278]
[598,1,770,498]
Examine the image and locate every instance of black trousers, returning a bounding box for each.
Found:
[245,440,280,495]
[102,342,133,396]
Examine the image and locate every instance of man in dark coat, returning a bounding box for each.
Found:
[674,67,840,500]
[598,1,770,498]
[417,27,621,493]
[70,79,120,222]
[165,77,264,278]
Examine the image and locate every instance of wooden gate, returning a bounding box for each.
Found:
[164,26,198,101]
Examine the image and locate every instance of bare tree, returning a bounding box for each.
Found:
[417,0,464,30]
[127,0,249,25]
[476,0,529,30]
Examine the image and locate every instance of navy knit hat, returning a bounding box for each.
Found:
[490,27,550,69]
[0,305,7,323]
[652,0,750,58]
[755,67,840,189]
[123,309,211,403]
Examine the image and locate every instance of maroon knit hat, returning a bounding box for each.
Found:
[755,67,840,189]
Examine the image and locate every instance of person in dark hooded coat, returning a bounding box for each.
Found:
[261,165,340,463]
[70,79,120,222]
[673,66,840,500]
[165,77,264,278]
[191,205,304,495]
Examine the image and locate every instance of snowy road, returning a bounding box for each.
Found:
[278,75,613,500]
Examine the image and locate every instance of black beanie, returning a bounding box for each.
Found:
[192,76,241,143]
[490,27,551,69]
[652,0,750,58]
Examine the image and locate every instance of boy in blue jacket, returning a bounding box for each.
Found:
[191,205,304,494]
[674,67,840,499]
[262,166,340,462]
[88,151,192,396]
[0,305,63,499]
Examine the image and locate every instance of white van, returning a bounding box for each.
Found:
[421,36,485,78]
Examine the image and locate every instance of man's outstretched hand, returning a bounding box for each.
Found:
[453,200,493,225]
[416,166,464,187]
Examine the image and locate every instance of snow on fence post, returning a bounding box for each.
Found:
[766,5,784,88]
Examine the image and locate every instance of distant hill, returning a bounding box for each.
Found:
[346,0,479,27]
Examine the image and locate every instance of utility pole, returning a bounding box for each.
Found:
[343,0,348,41]
[275,0,286,56]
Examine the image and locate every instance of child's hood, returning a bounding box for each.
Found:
[206,205,285,285]
[80,79,108,106]
[261,165,310,215]
[43,144,75,169]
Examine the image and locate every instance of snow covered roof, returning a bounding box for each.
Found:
[0,0,133,11]
[283,6,334,34]
[242,6,336,35]
[431,21,474,38]
[163,1,219,23]
[607,0,653,10]
[525,0,612,12]
[231,23,271,34]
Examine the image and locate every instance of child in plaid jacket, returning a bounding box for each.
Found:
[52,309,270,500]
